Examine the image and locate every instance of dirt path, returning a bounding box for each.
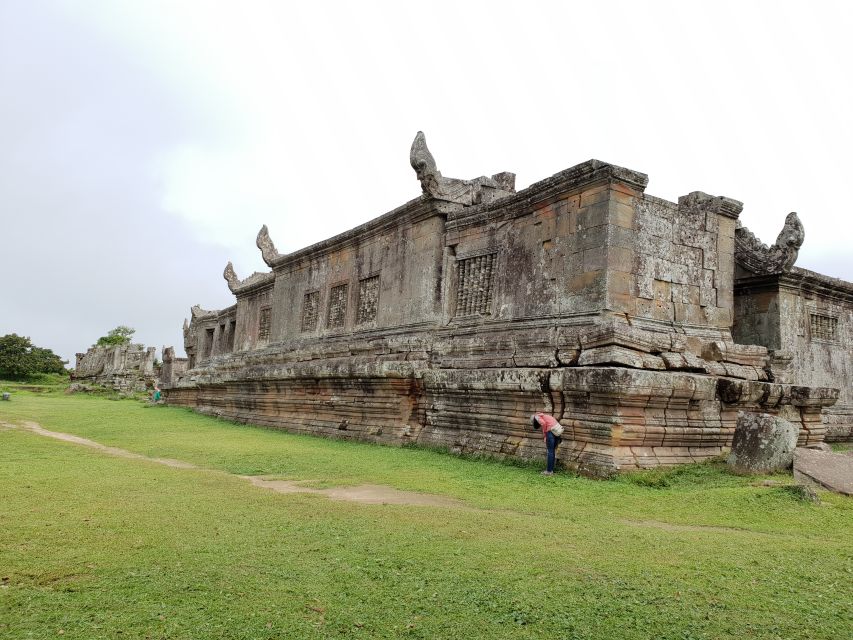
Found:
[0,420,464,508]
[242,476,464,507]
[621,519,745,534]
[620,519,794,539]
[12,420,198,469]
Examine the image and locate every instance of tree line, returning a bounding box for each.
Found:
[0,334,67,378]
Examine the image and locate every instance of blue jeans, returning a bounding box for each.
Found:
[546,431,561,472]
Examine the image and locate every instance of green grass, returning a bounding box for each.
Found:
[1,393,852,639]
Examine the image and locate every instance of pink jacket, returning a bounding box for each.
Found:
[533,412,560,440]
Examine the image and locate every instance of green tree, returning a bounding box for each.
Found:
[0,334,35,377]
[95,325,136,347]
[30,347,67,375]
[0,334,68,378]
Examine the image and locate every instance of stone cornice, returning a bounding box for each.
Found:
[735,267,853,304]
[446,159,649,232]
[527,159,649,201]
[232,272,275,297]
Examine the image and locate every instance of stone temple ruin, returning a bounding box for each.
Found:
[161,133,852,476]
[74,343,158,392]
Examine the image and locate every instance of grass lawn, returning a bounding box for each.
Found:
[1,391,852,639]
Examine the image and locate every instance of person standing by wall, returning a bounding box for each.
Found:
[531,412,564,475]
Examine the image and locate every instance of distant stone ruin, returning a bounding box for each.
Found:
[159,346,188,387]
[73,343,157,392]
[160,132,851,475]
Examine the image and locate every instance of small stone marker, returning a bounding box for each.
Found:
[1,392,10,401]
[727,411,798,474]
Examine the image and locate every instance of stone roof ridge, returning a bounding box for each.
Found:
[789,265,853,290]
[223,261,274,294]
[190,304,219,320]
[445,159,652,228]
[785,267,853,295]
[267,195,436,269]
[526,159,649,197]
[268,152,654,268]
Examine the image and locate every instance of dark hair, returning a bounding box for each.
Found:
[530,414,539,430]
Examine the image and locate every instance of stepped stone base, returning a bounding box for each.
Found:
[164,365,834,477]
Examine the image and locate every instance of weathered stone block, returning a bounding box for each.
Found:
[609,201,635,229]
[577,346,665,370]
[727,412,799,474]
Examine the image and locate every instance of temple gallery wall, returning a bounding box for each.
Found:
[74,343,158,392]
[160,132,852,476]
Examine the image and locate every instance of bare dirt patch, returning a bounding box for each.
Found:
[622,519,769,535]
[242,476,465,507]
[3,420,463,508]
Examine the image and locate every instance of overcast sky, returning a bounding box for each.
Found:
[1,0,851,364]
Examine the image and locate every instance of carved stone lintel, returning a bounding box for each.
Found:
[257,225,281,267]
[223,261,239,293]
[409,131,514,206]
[735,212,804,275]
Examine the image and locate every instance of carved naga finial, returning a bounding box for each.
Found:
[409,131,515,206]
[735,212,805,275]
[410,131,441,195]
[223,261,239,293]
[256,225,281,267]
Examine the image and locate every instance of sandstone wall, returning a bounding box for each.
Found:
[632,193,738,330]
[235,283,272,352]
[271,209,447,342]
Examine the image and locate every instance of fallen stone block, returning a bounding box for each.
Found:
[793,448,853,496]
